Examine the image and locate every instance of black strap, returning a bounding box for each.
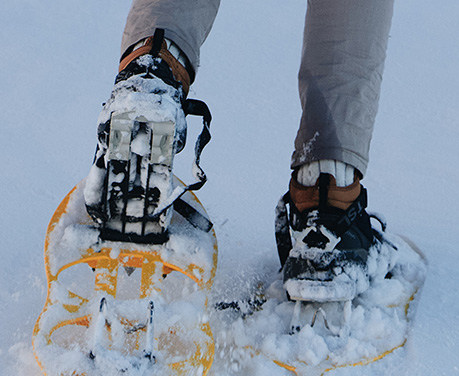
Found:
[275,193,293,267]
[183,98,212,190]
[149,99,212,223]
[318,173,330,209]
[150,28,165,56]
[173,198,213,232]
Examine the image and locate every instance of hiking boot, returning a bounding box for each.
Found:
[84,29,196,243]
[276,172,374,302]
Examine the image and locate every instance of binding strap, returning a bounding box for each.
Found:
[149,99,212,228]
[275,192,293,267]
[173,198,213,232]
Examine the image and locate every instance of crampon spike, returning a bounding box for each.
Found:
[90,297,110,360]
[311,307,330,330]
[289,300,302,335]
[144,301,156,362]
[311,305,347,336]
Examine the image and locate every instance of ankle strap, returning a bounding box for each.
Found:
[119,30,193,95]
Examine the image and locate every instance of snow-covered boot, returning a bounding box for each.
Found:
[275,164,374,302]
[84,29,211,244]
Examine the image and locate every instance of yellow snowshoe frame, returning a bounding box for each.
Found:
[33,181,218,375]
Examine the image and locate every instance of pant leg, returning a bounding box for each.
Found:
[121,0,220,73]
[291,0,394,176]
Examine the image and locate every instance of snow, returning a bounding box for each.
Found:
[1,0,459,375]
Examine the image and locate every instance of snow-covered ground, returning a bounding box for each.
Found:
[1,0,458,374]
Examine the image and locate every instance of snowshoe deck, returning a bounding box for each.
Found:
[33,179,218,376]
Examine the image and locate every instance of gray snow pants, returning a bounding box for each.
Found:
[121,0,394,175]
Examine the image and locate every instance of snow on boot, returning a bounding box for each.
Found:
[276,172,374,302]
[84,29,211,244]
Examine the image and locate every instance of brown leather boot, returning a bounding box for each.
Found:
[276,172,374,302]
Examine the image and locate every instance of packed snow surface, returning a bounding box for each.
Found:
[1,0,459,375]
